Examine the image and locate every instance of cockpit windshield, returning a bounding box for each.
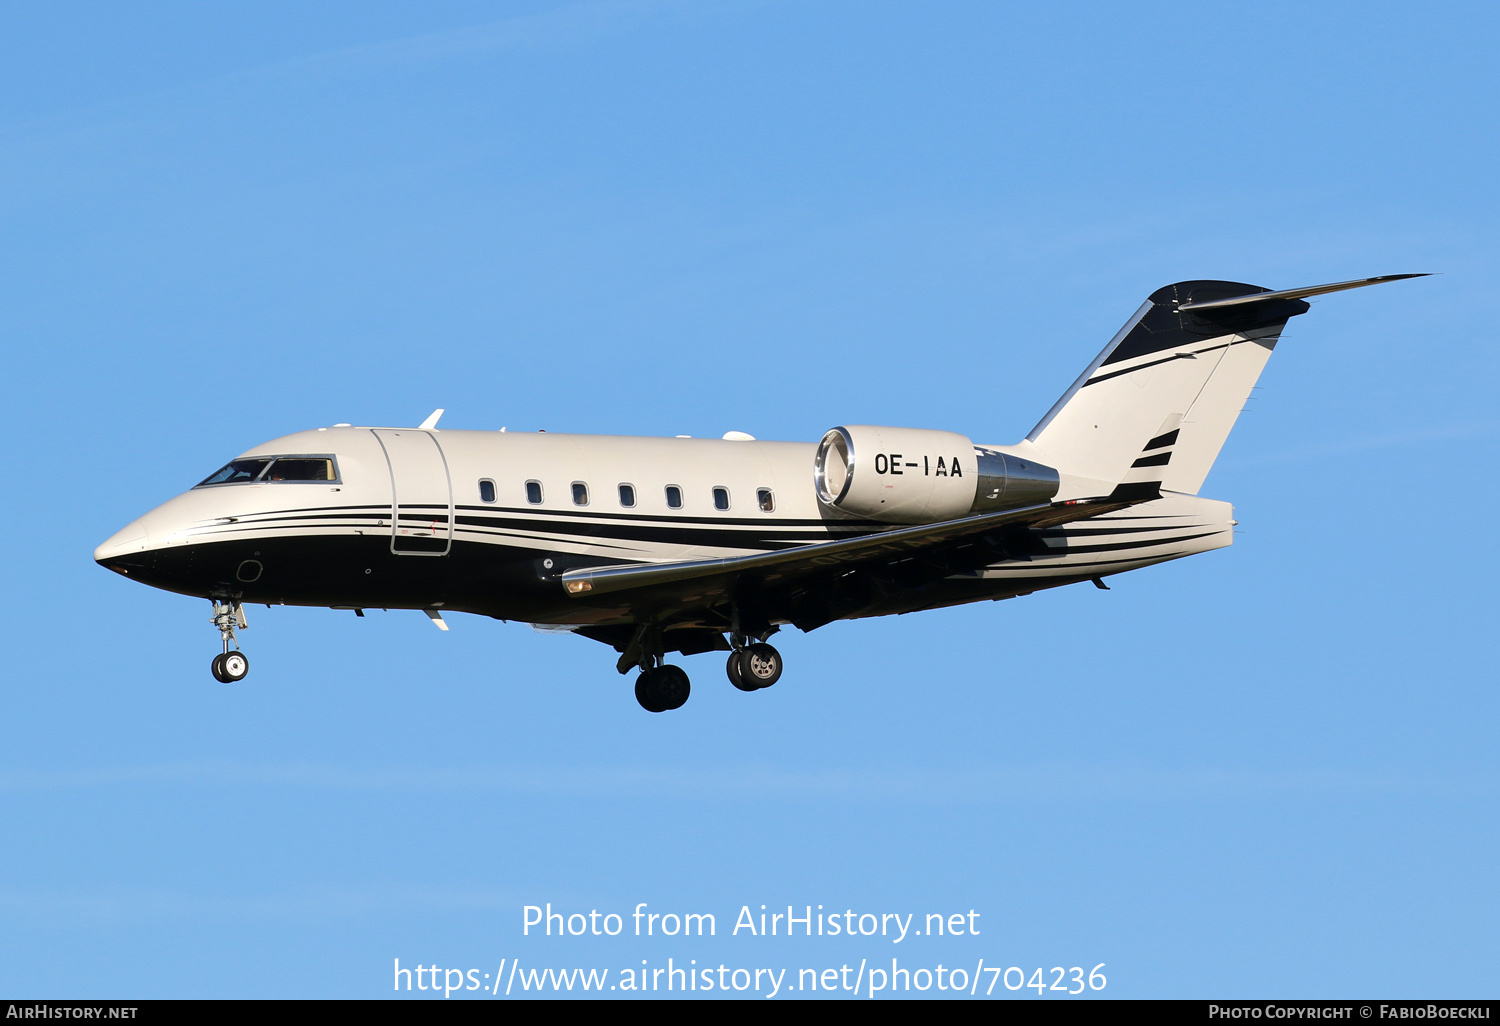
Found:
[196,456,339,487]
[197,459,272,486]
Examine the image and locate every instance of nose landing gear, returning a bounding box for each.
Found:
[212,650,249,683]
[209,600,250,683]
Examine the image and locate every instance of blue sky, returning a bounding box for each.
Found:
[1,0,1496,999]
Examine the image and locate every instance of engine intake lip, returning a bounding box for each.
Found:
[814,427,855,505]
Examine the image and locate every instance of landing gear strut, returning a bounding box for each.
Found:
[209,599,249,684]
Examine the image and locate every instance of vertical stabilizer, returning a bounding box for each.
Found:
[1026,280,1308,497]
[1025,275,1424,497]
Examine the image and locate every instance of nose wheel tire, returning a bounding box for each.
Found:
[211,651,249,684]
[728,643,783,690]
[635,665,691,712]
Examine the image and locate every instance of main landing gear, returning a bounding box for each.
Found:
[623,624,784,713]
[209,599,250,684]
[726,642,783,692]
[635,664,691,713]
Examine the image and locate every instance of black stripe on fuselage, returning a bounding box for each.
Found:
[215,499,878,531]
[454,511,865,550]
[454,502,878,530]
[175,509,878,556]
[195,499,1218,562]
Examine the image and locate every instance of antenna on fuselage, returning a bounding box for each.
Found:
[418,409,444,430]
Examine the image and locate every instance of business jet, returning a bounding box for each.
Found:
[95,275,1422,711]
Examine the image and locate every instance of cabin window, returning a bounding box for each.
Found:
[479,479,496,503]
[665,485,683,509]
[713,487,730,511]
[525,480,543,504]
[757,488,775,512]
[618,483,636,508]
[572,482,589,506]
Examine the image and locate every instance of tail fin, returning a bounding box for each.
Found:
[1024,275,1425,497]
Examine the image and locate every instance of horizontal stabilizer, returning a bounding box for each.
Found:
[1177,274,1428,312]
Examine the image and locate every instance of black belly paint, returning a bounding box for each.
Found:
[97,527,1095,633]
[99,536,587,622]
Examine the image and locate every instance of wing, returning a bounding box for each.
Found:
[559,493,1146,637]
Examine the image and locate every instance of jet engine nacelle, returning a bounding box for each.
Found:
[814,425,1059,524]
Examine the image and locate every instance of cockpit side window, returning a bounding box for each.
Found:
[195,455,339,487]
[264,457,337,482]
[197,459,271,486]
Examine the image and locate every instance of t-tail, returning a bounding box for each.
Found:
[1018,274,1427,500]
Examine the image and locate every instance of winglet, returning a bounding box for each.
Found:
[418,409,445,430]
[1177,274,1429,312]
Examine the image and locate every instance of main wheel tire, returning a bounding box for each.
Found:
[634,670,668,712]
[210,653,230,683]
[635,666,691,712]
[727,651,758,692]
[656,665,690,709]
[633,666,690,714]
[220,650,250,682]
[741,643,782,689]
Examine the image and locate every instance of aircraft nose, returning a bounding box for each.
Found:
[95,519,150,565]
